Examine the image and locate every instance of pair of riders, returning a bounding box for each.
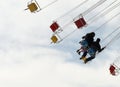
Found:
[77,32,105,63]
[77,32,95,54]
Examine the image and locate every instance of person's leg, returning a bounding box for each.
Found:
[77,47,82,55]
[84,56,95,63]
[80,51,87,59]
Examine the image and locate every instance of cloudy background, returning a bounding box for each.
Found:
[0,0,120,87]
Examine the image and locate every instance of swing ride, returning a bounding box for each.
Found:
[50,0,120,44]
[25,0,58,13]
[23,0,120,76]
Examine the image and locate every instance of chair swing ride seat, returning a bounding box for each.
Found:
[25,0,41,13]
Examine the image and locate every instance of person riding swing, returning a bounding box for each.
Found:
[80,38,106,63]
[77,32,95,55]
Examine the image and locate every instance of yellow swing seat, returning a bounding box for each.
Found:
[25,0,41,13]
[28,3,38,12]
[51,35,58,43]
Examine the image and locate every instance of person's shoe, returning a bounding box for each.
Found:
[78,52,81,55]
[84,59,88,64]
[80,56,85,60]
[80,57,83,60]
[77,50,81,55]
[76,49,79,52]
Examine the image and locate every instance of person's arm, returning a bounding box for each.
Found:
[82,33,88,39]
[98,46,106,52]
[82,36,85,39]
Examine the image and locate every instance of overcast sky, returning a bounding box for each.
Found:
[0,0,120,87]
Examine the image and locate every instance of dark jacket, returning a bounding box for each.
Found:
[82,32,95,46]
[90,40,105,53]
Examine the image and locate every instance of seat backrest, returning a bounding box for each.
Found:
[109,65,116,75]
[28,3,38,12]
[51,35,58,43]
[74,17,86,29]
[50,22,59,32]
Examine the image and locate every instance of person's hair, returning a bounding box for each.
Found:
[96,38,100,42]
[91,32,95,37]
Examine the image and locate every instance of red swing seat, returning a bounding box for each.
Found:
[109,64,119,76]
[109,65,116,75]
[50,22,60,32]
[74,17,86,29]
